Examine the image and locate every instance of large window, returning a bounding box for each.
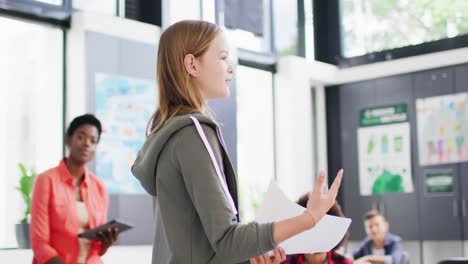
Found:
[273,0,298,56]
[341,0,468,58]
[163,0,273,53]
[224,0,272,53]
[0,16,63,248]
[304,0,314,61]
[273,0,314,60]
[236,66,275,223]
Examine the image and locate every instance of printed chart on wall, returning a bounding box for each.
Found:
[358,104,414,196]
[416,93,468,166]
[95,73,157,193]
[425,170,454,195]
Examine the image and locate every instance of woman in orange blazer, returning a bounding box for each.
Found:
[30,114,118,264]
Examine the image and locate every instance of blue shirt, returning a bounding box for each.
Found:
[352,232,404,264]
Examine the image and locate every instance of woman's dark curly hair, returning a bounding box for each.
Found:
[66,114,102,141]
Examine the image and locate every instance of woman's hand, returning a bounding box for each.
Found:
[250,247,286,264]
[306,170,343,226]
[97,227,119,255]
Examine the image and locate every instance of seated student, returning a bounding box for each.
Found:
[353,210,404,264]
[283,194,352,264]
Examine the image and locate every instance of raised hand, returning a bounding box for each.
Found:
[305,169,343,225]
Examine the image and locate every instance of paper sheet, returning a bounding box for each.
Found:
[255,181,352,254]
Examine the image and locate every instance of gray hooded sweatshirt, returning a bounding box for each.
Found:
[132,113,276,263]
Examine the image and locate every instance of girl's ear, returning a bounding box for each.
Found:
[184,54,199,77]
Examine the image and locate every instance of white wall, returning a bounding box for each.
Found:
[67,12,160,125]
[273,71,315,201]
[313,85,329,179]
[277,46,468,86]
[272,57,338,201]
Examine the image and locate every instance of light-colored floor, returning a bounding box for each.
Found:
[0,245,153,263]
[422,240,464,264]
[2,241,468,263]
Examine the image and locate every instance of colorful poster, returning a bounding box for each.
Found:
[416,93,468,166]
[95,73,157,193]
[358,104,414,196]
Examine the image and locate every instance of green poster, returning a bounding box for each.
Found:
[360,104,408,127]
[358,104,414,196]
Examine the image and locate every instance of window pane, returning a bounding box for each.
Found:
[273,0,298,55]
[202,0,216,23]
[273,0,314,59]
[224,0,272,53]
[165,0,200,25]
[0,16,63,248]
[236,66,274,223]
[304,0,315,61]
[1,0,70,20]
[36,0,63,5]
[73,0,116,16]
[341,0,468,58]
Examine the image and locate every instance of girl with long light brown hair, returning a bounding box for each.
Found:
[132,20,343,264]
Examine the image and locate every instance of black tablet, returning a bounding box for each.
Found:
[78,219,133,241]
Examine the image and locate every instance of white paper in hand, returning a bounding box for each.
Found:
[255,181,352,255]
